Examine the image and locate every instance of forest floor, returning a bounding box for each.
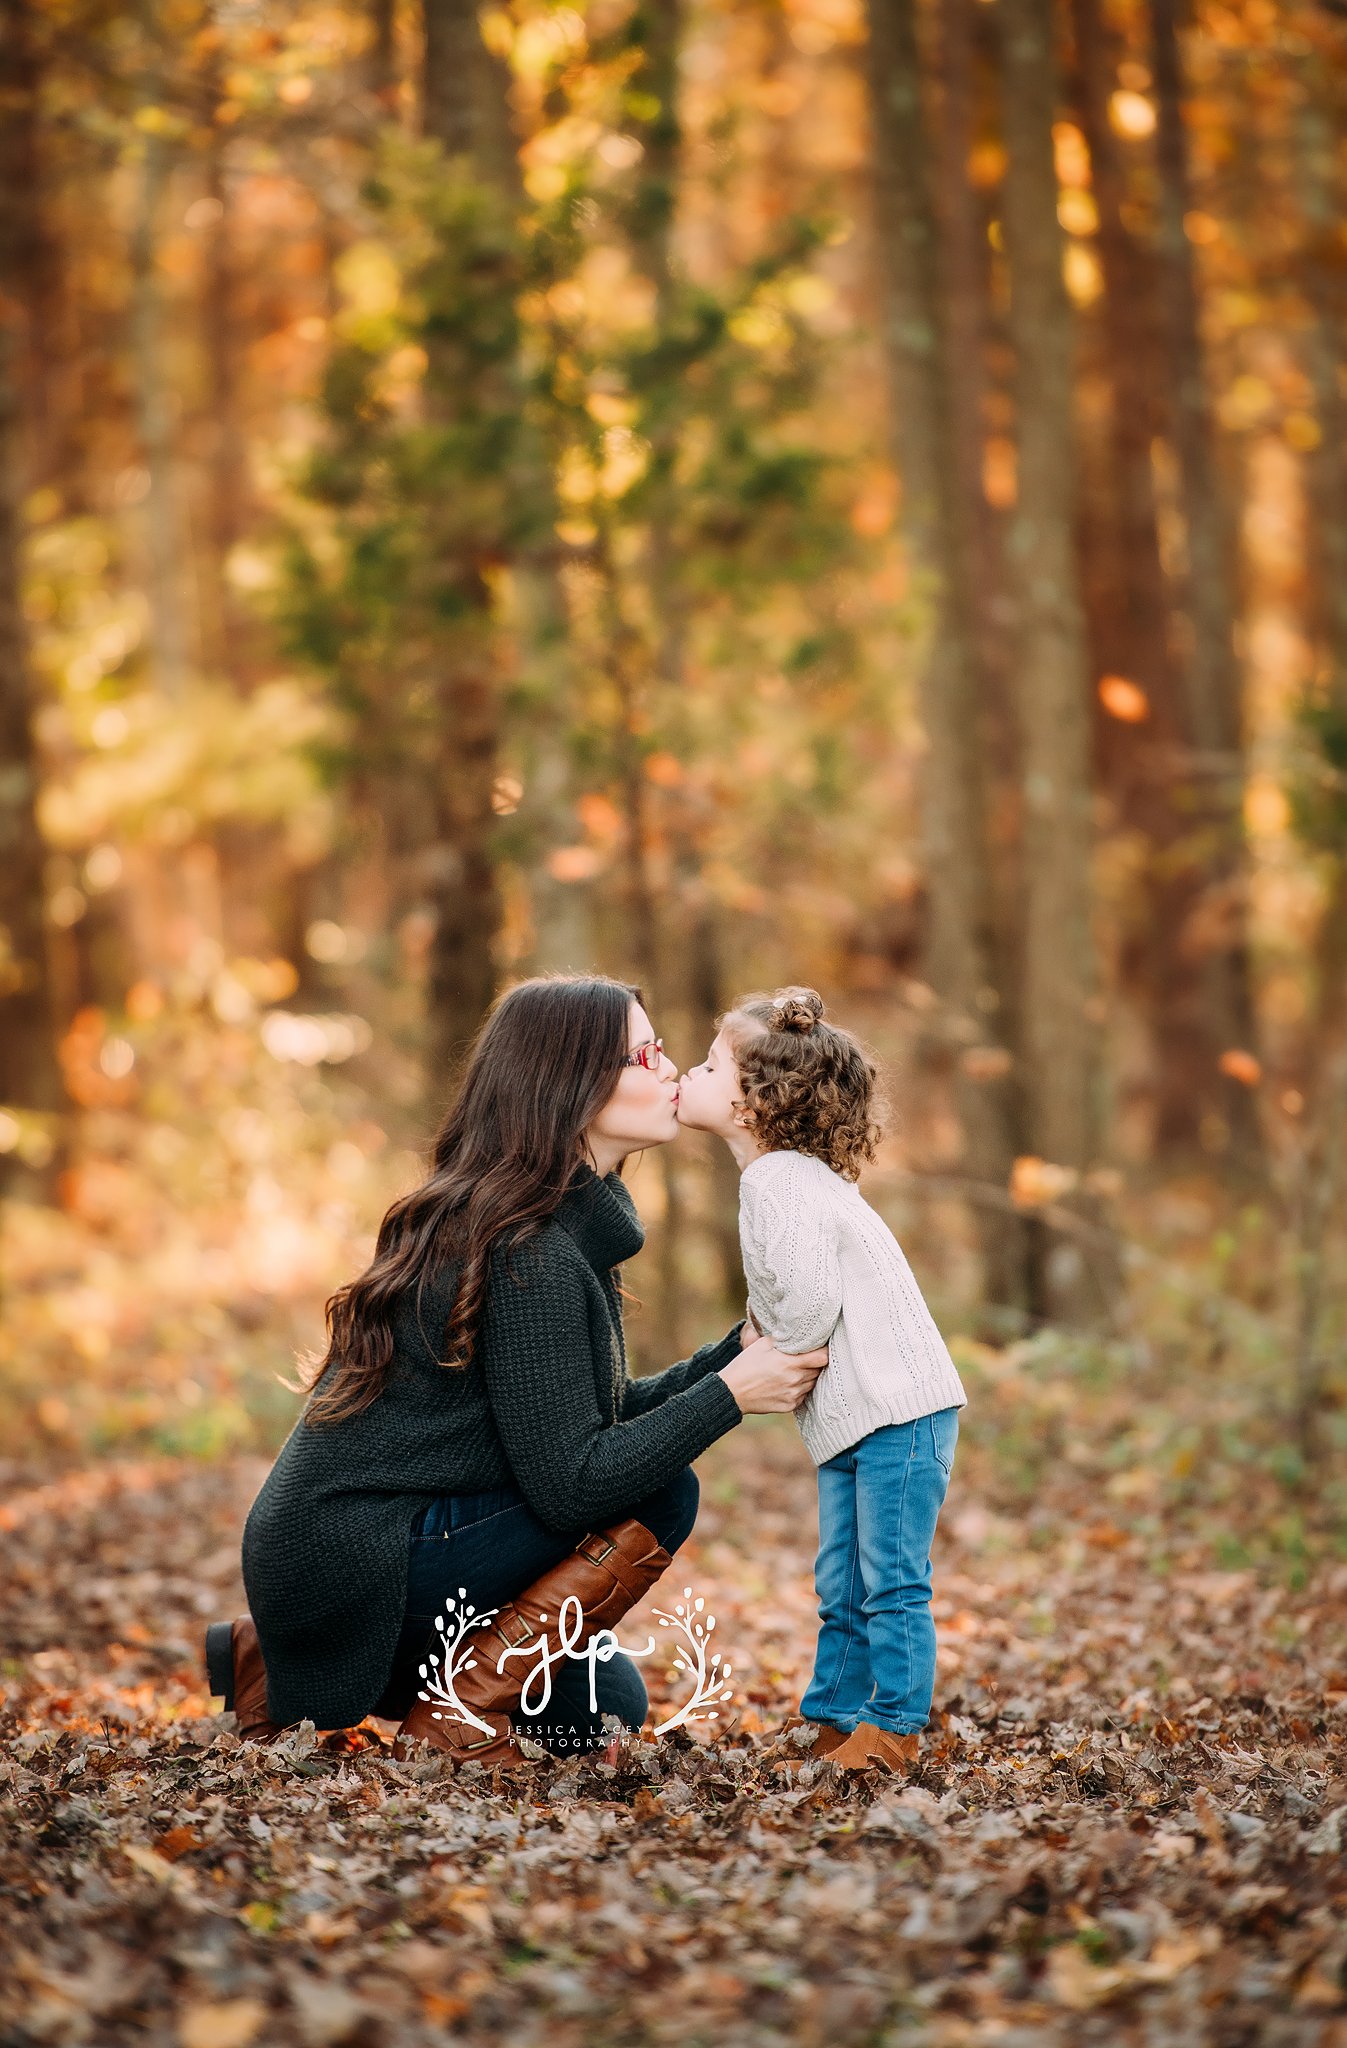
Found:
[3,1403,1347,2048]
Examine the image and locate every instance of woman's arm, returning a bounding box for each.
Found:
[619,1321,747,1419]
[739,1161,843,1355]
[480,1235,744,1532]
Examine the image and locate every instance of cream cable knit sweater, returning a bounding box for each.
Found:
[738,1147,968,1467]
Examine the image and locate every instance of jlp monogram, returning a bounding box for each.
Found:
[500,1594,656,1716]
[417,1584,735,1739]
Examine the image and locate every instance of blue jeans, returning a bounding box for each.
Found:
[798,1409,959,1736]
[370,1467,700,1754]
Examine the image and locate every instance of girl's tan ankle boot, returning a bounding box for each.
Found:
[775,1711,849,1769]
[828,1719,921,1775]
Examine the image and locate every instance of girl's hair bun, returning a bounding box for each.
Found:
[769,986,825,1035]
[720,981,882,1178]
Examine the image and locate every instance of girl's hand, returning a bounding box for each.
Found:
[739,1307,762,1345]
[719,1335,828,1415]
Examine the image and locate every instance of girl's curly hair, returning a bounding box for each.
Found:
[720,985,884,1180]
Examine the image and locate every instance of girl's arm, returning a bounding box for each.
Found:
[739,1158,843,1355]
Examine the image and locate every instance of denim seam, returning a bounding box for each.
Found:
[412,1499,523,1542]
[861,1419,918,1729]
[812,1486,866,1724]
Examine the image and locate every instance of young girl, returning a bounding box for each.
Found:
[676,985,967,1776]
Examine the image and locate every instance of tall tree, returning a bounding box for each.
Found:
[0,0,70,1195]
[1151,0,1260,1160]
[1291,12,1347,1054]
[281,41,553,1099]
[421,0,517,190]
[930,0,1002,717]
[866,0,1027,1311]
[1286,9,1347,1449]
[997,0,1113,1318]
[129,9,191,697]
[417,0,519,1091]
[419,0,615,1090]
[368,0,399,110]
[1071,0,1172,724]
[626,0,695,1352]
[1072,0,1226,1155]
[199,22,250,687]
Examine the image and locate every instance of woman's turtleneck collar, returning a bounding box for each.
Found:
[553,1159,646,1273]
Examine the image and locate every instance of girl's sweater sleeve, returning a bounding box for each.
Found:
[480,1234,743,1531]
[739,1157,843,1355]
[620,1321,747,1418]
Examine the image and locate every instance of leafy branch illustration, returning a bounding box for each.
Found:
[649,1586,735,1735]
[416,1587,502,1736]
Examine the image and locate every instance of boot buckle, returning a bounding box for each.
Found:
[578,1533,615,1563]
[494,1611,539,1649]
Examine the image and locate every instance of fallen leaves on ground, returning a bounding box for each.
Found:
[2,1418,1346,2047]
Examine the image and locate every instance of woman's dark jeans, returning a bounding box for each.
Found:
[370,1466,700,1754]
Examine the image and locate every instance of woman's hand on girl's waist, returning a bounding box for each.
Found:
[719,1332,828,1415]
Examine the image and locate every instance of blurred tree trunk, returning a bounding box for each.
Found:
[1073,0,1224,1157]
[516,563,595,978]
[689,899,745,1313]
[418,0,588,1099]
[417,0,512,1095]
[1293,23,1347,1053]
[1151,0,1261,1163]
[422,0,517,190]
[491,1,593,990]
[200,33,249,689]
[945,0,1028,1174]
[367,0,398,108]
[1288,17,1347,1456]
[623,0,693,1356]
[12,6,71,505]
[0,0,70,1200]
[424,635,504,1091]
[866,0,1028,1315]
[930,0,1001,728]
[129,24,191,699]
[1072,0,1172,715]
[997,0,1116,1321]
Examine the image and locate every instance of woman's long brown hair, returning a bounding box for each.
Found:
[288,972,644,1427]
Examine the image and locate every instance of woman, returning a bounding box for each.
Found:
[206,972,828,1767]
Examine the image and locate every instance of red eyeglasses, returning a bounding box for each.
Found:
[623,1036,664,1072]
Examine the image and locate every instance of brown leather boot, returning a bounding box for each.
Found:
[204,1616,284,1742]
[828,1719,921,1776]
[392,1515,673,1767]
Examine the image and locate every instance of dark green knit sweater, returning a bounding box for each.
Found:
[240,1161,746,1730]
